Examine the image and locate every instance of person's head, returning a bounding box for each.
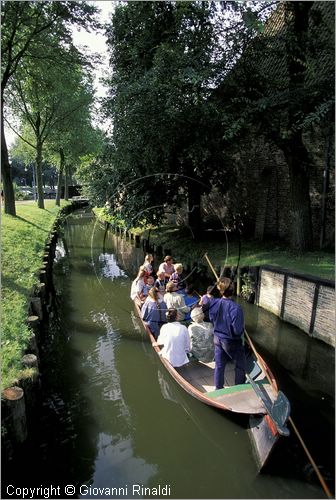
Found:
[145,253,153,263]
[206,285,214,295]
[147,276,155,286]
[166,308,177,322]
[157,270,165,280]
[166,281,176,293]
[174,263,183,274]
[190,307,204,323]
[137,266,147,279]
[164,255,173,264]
[148,287,159,301]
[217,278,234,297]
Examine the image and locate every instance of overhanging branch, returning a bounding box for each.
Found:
[4,118,36,149]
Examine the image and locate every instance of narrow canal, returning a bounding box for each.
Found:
[4,210,334,499]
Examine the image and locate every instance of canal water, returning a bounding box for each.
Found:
[4,210,334,499]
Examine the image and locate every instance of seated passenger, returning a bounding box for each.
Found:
[143,275,155,297]
[141,288,167,339]
[188,308,214,363]
[156,308,190,367]
[143,253,154,278]
[154,270,167,298]
[130,266,147,306]
[158,255,174,279]
[169,263,185,292]
[199,285,220,322]
[164,281,190,322]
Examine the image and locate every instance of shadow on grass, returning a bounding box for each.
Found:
[16,215,49,232]
[2,276,30,297]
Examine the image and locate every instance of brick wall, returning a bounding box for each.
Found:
[257,266,335,347]
[313,286,335,344]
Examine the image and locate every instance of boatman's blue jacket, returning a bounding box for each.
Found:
[209,298,244,340]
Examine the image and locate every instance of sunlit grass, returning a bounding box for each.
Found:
[1,200,69,389]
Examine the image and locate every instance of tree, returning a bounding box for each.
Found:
[1,0,99,214]
[7,41,95,208]
[213,1,334,251]
[49,107,104,206]
[100,2,280,235]
[102,1,227,235]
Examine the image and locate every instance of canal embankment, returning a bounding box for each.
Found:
[1,199,88,457]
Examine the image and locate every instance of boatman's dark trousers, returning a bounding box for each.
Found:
[214,336,246,389]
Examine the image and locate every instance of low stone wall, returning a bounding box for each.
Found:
[256,265,335,347]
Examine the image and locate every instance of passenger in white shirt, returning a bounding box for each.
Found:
[143,253,154,276]
[130,266,147,306]
[156,309,190,367]
[158,255,174,278]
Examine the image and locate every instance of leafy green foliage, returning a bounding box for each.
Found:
[6,33,102,207]
[100,2,230,228]
[1,0,101,213]
[88,1,280,231]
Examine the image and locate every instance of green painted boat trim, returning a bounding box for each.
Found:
[205,380,268,398]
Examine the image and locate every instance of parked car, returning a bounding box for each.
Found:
[43,189,57,199]
[17,188,34,200]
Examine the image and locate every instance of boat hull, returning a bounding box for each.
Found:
[134,301,288,470]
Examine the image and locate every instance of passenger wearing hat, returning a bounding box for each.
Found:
[164,281,190,321]
[188,308,214,363]
[209,278,246,388]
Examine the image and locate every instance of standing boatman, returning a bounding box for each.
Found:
[209,278,246,389]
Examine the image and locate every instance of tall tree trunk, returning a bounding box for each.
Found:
[68,165,73,186]
[64,163,69,201]
[1,88,16,216]
[282,135,313,252]
[283,1,314,252]
[35,138,44,209]
[55,148,65,207]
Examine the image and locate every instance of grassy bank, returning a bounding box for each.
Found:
[94,208,334,280]
[1,201,69,389]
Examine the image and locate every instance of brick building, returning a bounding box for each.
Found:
[204,1,335,249]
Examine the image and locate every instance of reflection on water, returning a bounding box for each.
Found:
[243,301,335,399]
[86,433,158,499]
[98,253,127,280]
[3,210,333,500]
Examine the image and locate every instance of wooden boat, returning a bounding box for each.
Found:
[134,301,291,470]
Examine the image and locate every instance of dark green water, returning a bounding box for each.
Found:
[3,211,334,499]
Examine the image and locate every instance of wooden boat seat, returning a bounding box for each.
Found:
[204,383,277,414]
